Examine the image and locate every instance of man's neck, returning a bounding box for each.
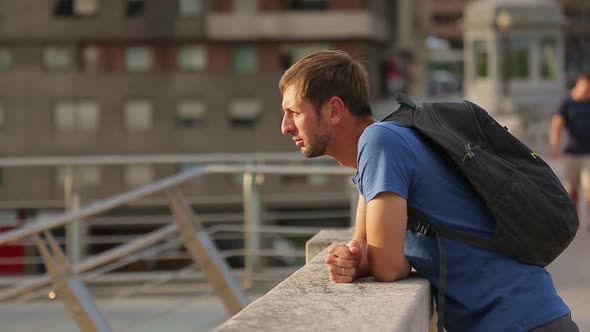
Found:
[328,116,376,170]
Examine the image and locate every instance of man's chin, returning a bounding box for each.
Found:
[302,148,324,158]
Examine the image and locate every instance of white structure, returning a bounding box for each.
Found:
[463,0,566,154]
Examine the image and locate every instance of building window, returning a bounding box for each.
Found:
[233,0,257,13]
[176,100,206,127]
[55,166,101,188]
[178,0,202,17]
[280,44,329,69]
[54,0,98,17]
[289,0,328,10]
[0,48,13,72]
[54,100,100,132]
[126,0,145,16]
[0,104,5,128]
[540,38,557,80]
[229,99,262,127]
[178,45,206,71]
[74,0,98,16]
[124,99,153,131]
[43,46,74,71]
[473,40,488,79]
[233,46,257,73]
[0,104,6,128]
[508,38,530,79]
[125,46,153,72]
[125,164,154,187]
[82,45,99,72]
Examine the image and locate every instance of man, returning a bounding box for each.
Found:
[550,72,590,232]
[279,50,577,331]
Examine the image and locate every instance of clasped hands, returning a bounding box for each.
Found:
[324,240,362,283]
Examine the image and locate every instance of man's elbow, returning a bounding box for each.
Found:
[371,267,408,282]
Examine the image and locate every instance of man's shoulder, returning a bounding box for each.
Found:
[358,122,427,163]
[362,122,415,142]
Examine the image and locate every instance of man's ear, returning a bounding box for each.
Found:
[327,96,346,124]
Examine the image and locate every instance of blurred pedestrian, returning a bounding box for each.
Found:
[550,72,590,231]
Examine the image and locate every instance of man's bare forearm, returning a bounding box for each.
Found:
[352,238,371,278]
[352,195,370,278]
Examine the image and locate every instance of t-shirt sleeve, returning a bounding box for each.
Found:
[356,125,415,204]
[557,98,569,117]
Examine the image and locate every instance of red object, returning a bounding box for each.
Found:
[0,210,25,275]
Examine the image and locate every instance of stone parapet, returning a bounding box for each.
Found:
[216,229,432,332]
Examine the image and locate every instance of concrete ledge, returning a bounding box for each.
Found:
[216,229,432,332]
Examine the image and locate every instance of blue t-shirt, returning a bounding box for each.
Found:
[558,97,590,154]
[352,122,570,332]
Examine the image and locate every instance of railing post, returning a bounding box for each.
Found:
[64,166,85,264]
[166,187,249,315]
[242,169,263,289]
[34,231,111,332]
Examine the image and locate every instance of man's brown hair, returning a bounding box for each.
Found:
[279,50,372,117]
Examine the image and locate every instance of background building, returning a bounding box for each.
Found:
[428,0,590,91]
[0,0,429,270]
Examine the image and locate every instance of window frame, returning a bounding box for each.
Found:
[0,47,13,72]
[175,98,206,128]
[178,0,202,17]
[228,98,262,128]
[177,45,207,72]
[540,38,558,81]
[232,45,258,73]
[43,45,75,72]
[53,99,101,132]
[125,46,154,72]
[124,164,155,187]
[123,98,154,132]
[54,0,100,17]
[472,40,489,80]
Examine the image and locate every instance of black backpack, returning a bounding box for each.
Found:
[384,94,578,331]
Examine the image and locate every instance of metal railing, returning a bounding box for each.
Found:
[0,162,355,332]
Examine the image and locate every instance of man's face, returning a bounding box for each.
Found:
[579,78,590,91]
[281,85,330,158]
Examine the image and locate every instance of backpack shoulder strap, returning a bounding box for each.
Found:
[394,93,417,109]
[382,93,418,125]
[407,207,494,250]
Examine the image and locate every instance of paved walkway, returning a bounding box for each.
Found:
[547,225,590,331]
[0,293,255,332]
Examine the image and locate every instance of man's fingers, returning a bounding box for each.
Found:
[328,265,356,277]
[330,273,354,283]
[346,240,361,254]
[325,242,361,282]
[325,254,358,267]
[328,245,360,259]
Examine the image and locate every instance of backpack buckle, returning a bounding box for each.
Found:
[415,221,431,235]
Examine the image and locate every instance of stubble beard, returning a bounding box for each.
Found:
[302,132,329,158]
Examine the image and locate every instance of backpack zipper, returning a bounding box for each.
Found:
[422,103,476,163]
[464,101,494,153]
[423,102,496,188]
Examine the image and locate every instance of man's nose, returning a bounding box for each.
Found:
[281,115,294,136]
